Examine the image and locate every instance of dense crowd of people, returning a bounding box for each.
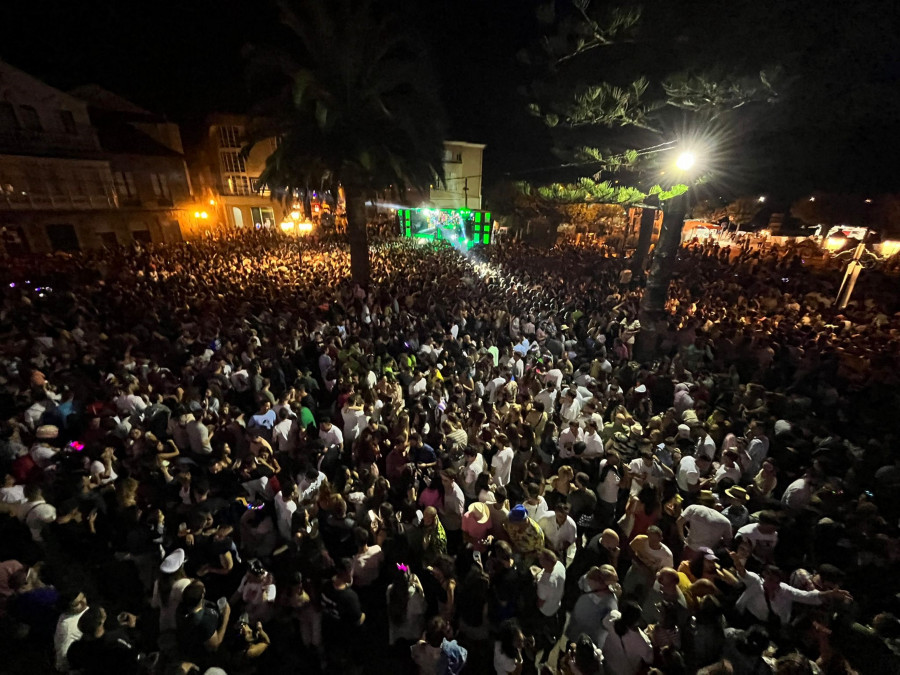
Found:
[1,228,899,675]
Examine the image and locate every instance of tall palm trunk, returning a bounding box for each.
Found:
[345,185,370,286]
[631,194,659,272]
[634,194,686,362]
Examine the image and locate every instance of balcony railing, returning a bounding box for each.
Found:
[0,188,117,211]
[0,126,101,156]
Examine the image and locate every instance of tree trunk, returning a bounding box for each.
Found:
[345,186,370,286]
[634,194,686,362]
[631,194,659,272]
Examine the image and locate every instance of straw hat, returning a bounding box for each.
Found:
[467,501,491,525]
[725,486,750,502]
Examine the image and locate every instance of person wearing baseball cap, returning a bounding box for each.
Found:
[504,503,545,565]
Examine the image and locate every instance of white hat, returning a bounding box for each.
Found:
[634,384,647,394]
[676,424,692,438]
[160,548,186,573]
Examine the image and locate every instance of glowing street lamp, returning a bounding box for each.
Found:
[758,195,766,203]
[675,152,696,171]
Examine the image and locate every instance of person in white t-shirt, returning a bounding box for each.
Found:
[714,449,743,486]
[558,421,584,460]
[582,420,605,459]
[627,443,672,496]
[535,549,566,665]
[677,497,733,552]
[89,446,118,486]
[737,511,780,564]
[54,589,89,672]
[491,438,514,487]
[274,484,299,541]
[624,525,674,601]
[676,453,713,494]
[318,417,344,450]
[463,448,486,498]
[538,502,578,558]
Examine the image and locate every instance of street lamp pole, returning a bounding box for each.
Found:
[835,230,869,310]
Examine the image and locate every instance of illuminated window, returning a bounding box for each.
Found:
[227,175,251,195]
[221,151,246,173]
[217,125,242,148]
[251,207,275,228]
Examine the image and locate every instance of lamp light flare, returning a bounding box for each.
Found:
[675,152,696,171]
[758,196,766,203]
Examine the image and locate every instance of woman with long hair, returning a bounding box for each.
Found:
[494,619,527,675]
[428,555,457,622]
[418,472,445,511]
[474,472,496,504]
[546,464,575,511]
[626,483,662,540]
[559,634,603,675]
[386,566,426,646]
[596,451,622,528]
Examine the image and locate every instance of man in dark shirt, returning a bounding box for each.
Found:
[320,558,364,669]
[410,433,437,468]
[175,580,231,667]
[67,606,139,675]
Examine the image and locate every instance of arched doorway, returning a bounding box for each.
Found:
[232,207,244,228]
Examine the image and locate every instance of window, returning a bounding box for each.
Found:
[227,175,251,195]
[0,226,30,255]
[45,224,79,251]
[59,110,77,134]
[217,125,242,148]
[114,171,137,198]
[0,103,19,131]
[250,207,275,228]
[250,177,268,194]
[150,173,170,199]
[19,105,42,131]
[99,232,119,248]
[221,151,246,173]
[232,207,245,228]
[45,168,65,197]
[442,148,462,163]
[85,169,107,197]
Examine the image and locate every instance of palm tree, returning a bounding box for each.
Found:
[244,0,446,285]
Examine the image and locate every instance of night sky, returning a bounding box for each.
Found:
[2,0,898,204]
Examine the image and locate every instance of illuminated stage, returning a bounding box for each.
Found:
[398,208,493,250]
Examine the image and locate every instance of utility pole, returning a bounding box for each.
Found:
[463,177,469,210]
